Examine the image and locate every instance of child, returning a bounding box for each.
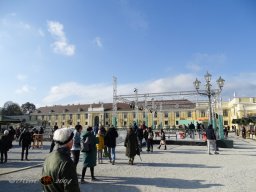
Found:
[96,130,104,164]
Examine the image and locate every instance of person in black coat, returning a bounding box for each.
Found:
[19,128,33,160]
[0,130,13,163]
[50,123,58,153]
[124,127,138,165]
[146,127,154,152]
[137,126,144,151]
[206,124,219,155]
[8,126,16,141]
[105,125,118,165]
[242,126,246,139]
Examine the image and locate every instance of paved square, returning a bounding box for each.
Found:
[0,132,256,192]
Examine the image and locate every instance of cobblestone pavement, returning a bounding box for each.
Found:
[0,132,256,192]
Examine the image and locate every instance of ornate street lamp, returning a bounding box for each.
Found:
[134,88,139,125]
[193,72,225,133]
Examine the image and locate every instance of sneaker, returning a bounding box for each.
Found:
[214,152,219,155]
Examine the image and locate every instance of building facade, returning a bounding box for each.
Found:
[30,97,256,129]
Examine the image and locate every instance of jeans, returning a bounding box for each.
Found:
[108,147,116,161]
[207,139,217,154]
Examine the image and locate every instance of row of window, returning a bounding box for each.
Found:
[34,110,218,122]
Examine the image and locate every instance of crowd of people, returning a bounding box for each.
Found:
[0,125,46,163]
[1,121,230,191]
[0,126,42,163]
[42,121,164,191]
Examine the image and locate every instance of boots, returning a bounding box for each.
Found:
[90,167,97,181]
[81,167,87,183]
[158,145,161,149]
[164,145,167,150]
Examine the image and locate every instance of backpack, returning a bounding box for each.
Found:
[81,136,91,152]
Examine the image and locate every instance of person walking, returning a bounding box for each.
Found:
[206,124,219,155]
[93,124,99,136]
[96,130,104,164]
[0,130,13,163]
[8,126,16,141]
[105,125,118,165]
[41,128,80,192]
[137,124,144,152]
[158,129,167,150]
[143,127,149,150]
[99,125,108,158]
[242,126,246,139]
[49,123,58,153]
[19,127,33,161]
[146,127,154,152]
[71,124,82,171]
[81,127,98,183]
[124,127,138,165]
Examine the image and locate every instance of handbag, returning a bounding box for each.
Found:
[81,137,91,152]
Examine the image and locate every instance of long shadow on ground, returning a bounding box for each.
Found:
[80,176,223,191]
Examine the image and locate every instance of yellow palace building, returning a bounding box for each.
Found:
[30,97,256,129]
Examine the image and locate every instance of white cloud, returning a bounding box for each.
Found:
[42,71,256,107]
[47,21,75,56]
[42,74,198,106]
[221,72,256,100]
[15,85,36,94]
[43,82,112,105]
[94,37,103,48]
[16,74,27,81]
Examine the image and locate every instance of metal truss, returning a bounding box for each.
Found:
[112,77,211,124]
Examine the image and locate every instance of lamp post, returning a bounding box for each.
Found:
[151,98,155,129]
[134,88,139,125]
[193,72,225,138]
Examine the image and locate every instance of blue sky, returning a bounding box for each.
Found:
[0,0,256,108]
